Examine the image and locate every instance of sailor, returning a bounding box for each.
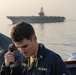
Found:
[0,22,71,75]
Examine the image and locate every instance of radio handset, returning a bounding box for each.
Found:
[8,43,17,52]
[8,43,17,65]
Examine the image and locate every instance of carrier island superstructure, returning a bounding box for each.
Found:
[7,7,66,24]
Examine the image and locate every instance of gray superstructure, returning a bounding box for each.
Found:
[7,7,66,24]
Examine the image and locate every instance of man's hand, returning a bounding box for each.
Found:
[4,51,15,67]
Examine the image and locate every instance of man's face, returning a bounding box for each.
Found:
[14,35,37,57]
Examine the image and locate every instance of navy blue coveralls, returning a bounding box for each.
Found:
[0,43,71,75]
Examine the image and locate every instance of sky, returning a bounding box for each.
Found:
[0,0,76,24]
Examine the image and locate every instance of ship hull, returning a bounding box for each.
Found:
[7,16,65,24]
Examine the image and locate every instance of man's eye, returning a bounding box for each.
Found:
[22,45,28,48]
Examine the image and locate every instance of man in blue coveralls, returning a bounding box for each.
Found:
[0,22,71,75]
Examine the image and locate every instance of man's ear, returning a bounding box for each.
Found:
[33,35,37,41]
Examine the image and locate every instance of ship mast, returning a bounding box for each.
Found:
[39,7,45,17]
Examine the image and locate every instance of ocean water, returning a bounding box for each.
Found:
[0,20,76,61]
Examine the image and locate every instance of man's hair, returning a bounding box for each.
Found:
[10,22,35,42]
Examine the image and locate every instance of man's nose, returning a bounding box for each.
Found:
[19,47,25,52]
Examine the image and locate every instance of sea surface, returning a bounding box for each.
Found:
[0,20,76,61]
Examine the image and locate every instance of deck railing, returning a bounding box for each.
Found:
[64,60,76,75]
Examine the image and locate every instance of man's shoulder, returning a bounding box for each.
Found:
[39,43,57,54]
[42,45,62,60]
[38,43,62,62]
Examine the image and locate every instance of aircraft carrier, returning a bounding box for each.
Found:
[7,7,66,24]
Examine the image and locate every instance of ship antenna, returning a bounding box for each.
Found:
[39,7,45,17]
[41,7,43,13]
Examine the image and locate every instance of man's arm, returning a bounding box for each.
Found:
[0,62,22,75]
[0,62,11,75]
